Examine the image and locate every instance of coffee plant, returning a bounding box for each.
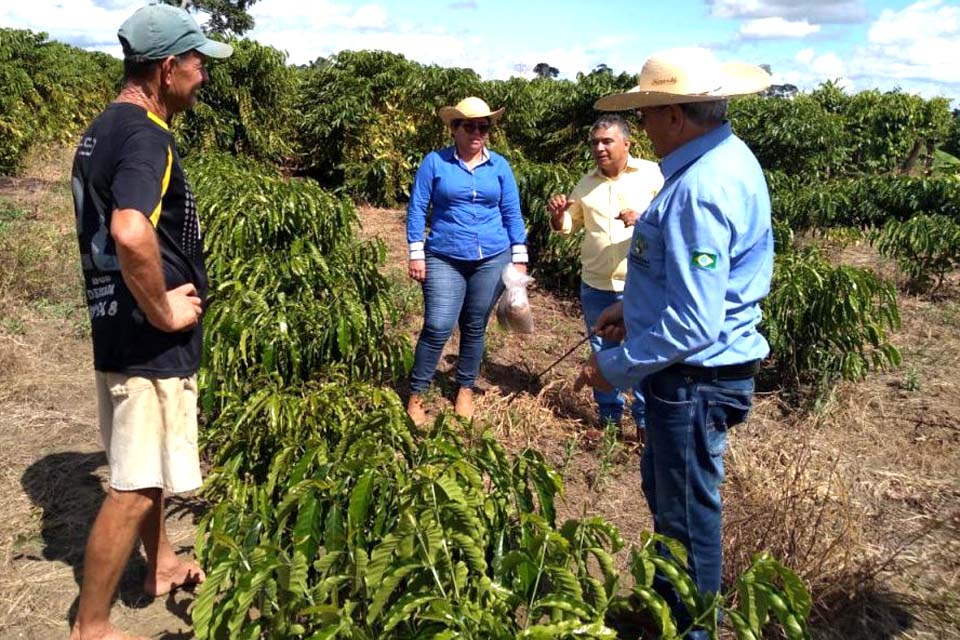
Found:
[511,159,582,296]
[187,153,412,423]
[194,395,811,640]
[11,27,958,636]
[769,173,960,231]
[872,213,960,293]
[730,95,850,179]
[0,28,118,173]
[175,38,299,165]
[298,50,483,205]
[763,247,901,392]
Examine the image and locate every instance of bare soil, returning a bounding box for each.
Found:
[0,157,956,639]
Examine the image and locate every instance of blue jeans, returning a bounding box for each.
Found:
[641,368,754,639]
[409,250,511,394]
[580,282,645,427]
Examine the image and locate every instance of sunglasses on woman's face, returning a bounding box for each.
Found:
[460,122,491,134]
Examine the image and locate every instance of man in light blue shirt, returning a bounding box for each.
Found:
[577,48,773,638]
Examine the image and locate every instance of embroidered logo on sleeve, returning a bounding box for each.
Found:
[691,251,718,270]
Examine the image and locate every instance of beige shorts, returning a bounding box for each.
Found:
[95,371,202,494]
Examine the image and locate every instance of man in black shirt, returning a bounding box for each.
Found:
[70,5,231,639]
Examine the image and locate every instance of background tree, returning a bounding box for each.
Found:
[764,83,799,99]
[943,109,960,159]
[759,64,798,99]
[533,62,559,78]
[167,0,260,36]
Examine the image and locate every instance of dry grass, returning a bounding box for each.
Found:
[723,401,867,598]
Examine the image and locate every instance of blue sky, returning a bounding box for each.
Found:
[2,0,958,100]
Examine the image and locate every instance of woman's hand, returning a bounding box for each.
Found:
[512,262,528,275]
[409,259,426,282]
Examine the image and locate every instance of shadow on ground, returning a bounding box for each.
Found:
[482,359,543,396]
[811,587,918,640]
[19,451,196,629]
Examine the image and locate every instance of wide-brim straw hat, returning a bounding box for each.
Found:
[439,97,505,125]
[594,48,771,111]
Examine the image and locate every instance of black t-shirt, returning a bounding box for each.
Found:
[71,102,206,377]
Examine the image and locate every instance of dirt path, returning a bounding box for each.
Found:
[0,156,956,639]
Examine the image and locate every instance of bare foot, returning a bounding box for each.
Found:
[144,558,206,597]
[69,621,150,640]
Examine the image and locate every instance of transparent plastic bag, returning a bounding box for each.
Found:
[496,264,535,334]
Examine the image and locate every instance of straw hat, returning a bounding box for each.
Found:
[439,97,505,125]
[594,48,771,111]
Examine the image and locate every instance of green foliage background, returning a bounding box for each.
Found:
[2,29,956,396]
[4,29,960,637]
[0,29,119,173]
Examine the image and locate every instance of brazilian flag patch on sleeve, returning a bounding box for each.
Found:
[691,251,719,270]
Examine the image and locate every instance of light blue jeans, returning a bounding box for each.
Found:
[580,282,645,428]
[409,250,511,393]
[641,368,754,639]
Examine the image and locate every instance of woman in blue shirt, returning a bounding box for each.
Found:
[406,97,529,424]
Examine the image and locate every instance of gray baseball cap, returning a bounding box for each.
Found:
[118,4,233,61]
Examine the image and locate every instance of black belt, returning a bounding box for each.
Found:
[662,360,761,381]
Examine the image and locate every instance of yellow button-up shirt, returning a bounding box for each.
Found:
[555,156,664,292]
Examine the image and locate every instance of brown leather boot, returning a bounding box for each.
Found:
[454,387,474,420]
[406,394,426,426]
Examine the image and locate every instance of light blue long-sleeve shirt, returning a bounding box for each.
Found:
[406,146,527,262]
[596,122,773,390]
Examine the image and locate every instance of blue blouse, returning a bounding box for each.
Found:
[406,146,528,262]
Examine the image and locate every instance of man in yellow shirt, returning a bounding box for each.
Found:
[549,114,663,436]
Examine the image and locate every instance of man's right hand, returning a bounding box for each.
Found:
[593,300,626,342]
[547,194,570,230]
[409,259,426,282]
[152,283,202,332]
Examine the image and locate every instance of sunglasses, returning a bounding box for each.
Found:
[460,122,491,134]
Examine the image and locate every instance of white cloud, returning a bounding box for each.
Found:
[853,0,960,85]
[246,0,632,80]
[767,1,960,101]
[707,0,868,24]
[0,0,624,80]
[869,0,959,44]
[781,49,849,89]
[0,0,144,48]
[1,0,956,101]
[347,5,388,29]
[254,27,469,69]
[811,52,845,78]
[794,47,815,65]
[248,0,386,30]
[739,17,820,39]
[91,0,140,9]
